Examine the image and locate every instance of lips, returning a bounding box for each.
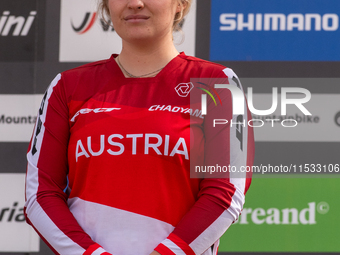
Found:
[124,15,150,21]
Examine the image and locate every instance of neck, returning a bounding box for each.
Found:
[117,35,179,77]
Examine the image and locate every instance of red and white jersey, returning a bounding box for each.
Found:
[25,53,254,255]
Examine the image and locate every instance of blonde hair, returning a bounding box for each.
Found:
[98,0,192,32]
[173,0,192,31]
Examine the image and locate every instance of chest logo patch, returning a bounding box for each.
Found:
[175,82,194,97]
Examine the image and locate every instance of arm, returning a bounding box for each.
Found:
[154,69,255,255]
[25,74,112,255]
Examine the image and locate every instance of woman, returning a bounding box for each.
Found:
[25,0,254,255]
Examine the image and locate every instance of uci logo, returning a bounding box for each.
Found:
[175,82,194,97]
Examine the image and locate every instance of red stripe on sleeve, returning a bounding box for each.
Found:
[167,233,196,255]
[83,243,101,255]
[154,243,176,255]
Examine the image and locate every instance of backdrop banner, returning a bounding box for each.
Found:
[219,178,339,252]
[0,174,40,252]
[210,0,340,61]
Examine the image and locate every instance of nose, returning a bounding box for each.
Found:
[127,0,144,10]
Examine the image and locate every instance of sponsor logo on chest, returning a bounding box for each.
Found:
[149,105,203,119]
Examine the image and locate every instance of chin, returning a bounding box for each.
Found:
[124,32,157,43]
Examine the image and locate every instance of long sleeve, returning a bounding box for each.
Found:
[24,74,111,255]
[155,68,255,255]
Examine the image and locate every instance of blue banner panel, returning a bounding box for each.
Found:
[210,0,340,61]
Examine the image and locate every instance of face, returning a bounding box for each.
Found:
[108,0,181,43]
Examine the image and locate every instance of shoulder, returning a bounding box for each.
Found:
[53,55,117,100]
[61,55,115,77]
[177,53,238,79]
